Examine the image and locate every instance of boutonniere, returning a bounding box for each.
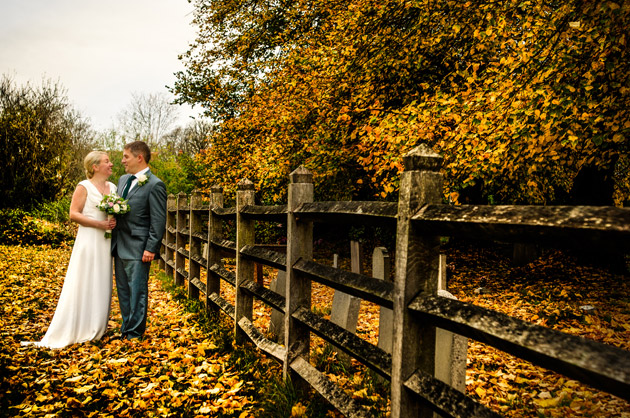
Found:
[137,173,149,186]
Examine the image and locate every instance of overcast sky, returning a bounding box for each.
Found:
[0,0,199,131]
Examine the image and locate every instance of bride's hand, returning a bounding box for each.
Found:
[108,218,117,229]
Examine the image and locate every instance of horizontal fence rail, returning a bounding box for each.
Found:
[159,143,630,418]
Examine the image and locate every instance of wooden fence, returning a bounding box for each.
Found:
[159,144,630,418]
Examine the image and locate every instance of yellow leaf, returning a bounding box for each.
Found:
[534,397,561,408]
[475,386,486,398]
[74,384,95,394]
[291,402,308,417]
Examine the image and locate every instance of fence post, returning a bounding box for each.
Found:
[330,241,363,334]
[283,166,313,384]
[163,194,177,279]
[188,190,202,300]
[391,144,444,418]
[206,185,224,308]
[374,247,392,354]
[175,192,188,287]
[235,179,256,341]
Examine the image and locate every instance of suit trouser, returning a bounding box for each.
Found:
[114,258,150,339]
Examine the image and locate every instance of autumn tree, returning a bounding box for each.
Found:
[173,0,629,206]
[0,75,94,209]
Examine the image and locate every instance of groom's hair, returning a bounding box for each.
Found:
[125,141,151,164]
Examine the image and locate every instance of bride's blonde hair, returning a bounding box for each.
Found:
[84,151,108,179]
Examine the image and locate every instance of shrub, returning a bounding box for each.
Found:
[0,208,75,247]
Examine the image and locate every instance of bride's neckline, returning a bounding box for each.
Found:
[89,179,109,196]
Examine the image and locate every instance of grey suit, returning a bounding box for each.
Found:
[112,170,166,339]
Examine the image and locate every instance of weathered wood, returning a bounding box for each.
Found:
[175,192,188,287]
[240,204,288,222]
[239,279,286,313]
[391,143,443,418]
[235,178,256,341]
[209,263,236,286]
[190,254,207,268]
[206,185,224,307]
[165,259,175,271]
[160,149,630,418]
[295,201,397,226]
[163,194,177,277]
[414,204,630,252]
[238,316,287,362]
[190,277,206,295]
[409,295,630,402]
[240,245,287,270]
[434,290,467,394]
[190,231,207,242]
[290,357,371,418]
[211,206,237,218]
[269,271,286,340]
[293,259,393,309]
[188,190,203,300]
[210,239,237,256]
[330,241,363,336]
[283,166,314,386]
[404,370,502,418]
[375,247,393,354]
[208,292,235,320]
[293,306,392,379]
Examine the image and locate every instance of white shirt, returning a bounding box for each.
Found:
[128,167,150,194]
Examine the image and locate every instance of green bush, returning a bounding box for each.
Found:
[0,208,75,247]
[31,197,72,224]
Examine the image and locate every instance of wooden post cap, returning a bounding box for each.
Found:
[403,143,443,172]
[290,166,313,183]
[237,178,255,190]
[210,185,223,193]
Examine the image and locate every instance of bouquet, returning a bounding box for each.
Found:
[97,193,130,238]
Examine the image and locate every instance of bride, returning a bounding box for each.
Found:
[22,151,118,349]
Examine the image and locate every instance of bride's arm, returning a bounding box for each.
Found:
[69,185,113,230]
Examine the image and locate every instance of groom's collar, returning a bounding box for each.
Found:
[133,167,150,177]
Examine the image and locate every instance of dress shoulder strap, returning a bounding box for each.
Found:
[78,179,91,191]
[107,181,117,195]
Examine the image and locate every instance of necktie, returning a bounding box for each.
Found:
[121,175,136,199]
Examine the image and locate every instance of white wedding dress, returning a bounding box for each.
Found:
[23,180,116,349]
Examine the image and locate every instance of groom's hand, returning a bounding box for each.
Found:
[142,251,156,263]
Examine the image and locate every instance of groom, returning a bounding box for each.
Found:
[111,141,167,340]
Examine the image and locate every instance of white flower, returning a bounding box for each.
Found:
[137,174,149,186]
[113,204,120,213]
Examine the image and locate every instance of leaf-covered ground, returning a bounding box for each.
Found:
[0,244,290,418]
[2,242,630,417]
[216,240,630,417]
[304,242,630,418]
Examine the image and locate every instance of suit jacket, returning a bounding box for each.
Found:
[112,170,167,260]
